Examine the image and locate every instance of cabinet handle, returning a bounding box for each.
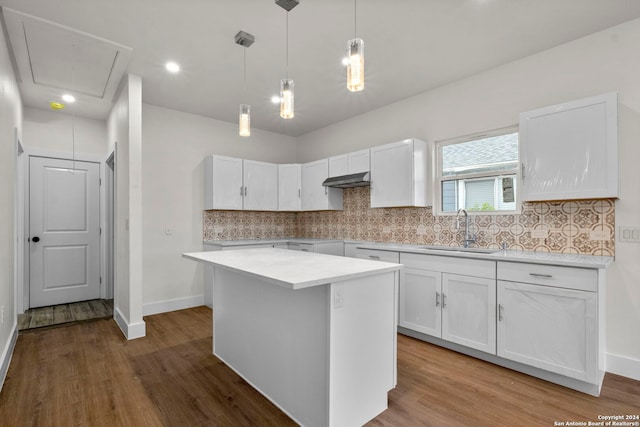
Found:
[529,273,553,278]
[244,186,248,196]
[368,255,380,260]
[442,293,447,309]
[298,188,301,198]
[498,304,504,321]
[240,186,243,196]
[325,186,328,195]
[435,292,440,307]
[521,163,525,179]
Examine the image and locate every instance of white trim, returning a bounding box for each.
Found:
[142,295,205,316]
[114,307,146,340]
[22,147,105,164]
[606,353,640,381]
[0,323,18,393]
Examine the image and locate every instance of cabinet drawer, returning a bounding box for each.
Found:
[400,252,495,279]
[298,243,314,252]
[497,261,597,292]
[355,248,400,263]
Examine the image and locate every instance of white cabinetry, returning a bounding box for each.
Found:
[497,261,601,384]
[328,149,370,177]
[301,159,343,211]
[354,248,400,264]
[289,241,344,256]
[205,155,277,211]
[278,164,301,211]
[399,253,496,354]
[370,139,431,208]
[520,92,618,201]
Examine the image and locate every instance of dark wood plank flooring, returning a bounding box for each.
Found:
[1,306,638,426]
[17,299,113,331]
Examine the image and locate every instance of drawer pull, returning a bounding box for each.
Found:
[301,248,309,252]
[529,273,553,278]
[369,255,380,260]
[435,292,440,307]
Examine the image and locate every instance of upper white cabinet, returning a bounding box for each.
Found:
[278,164,302,211]
[301,159,343,211]
[328,155,348,177]
[370,138,431,208]
[243,160,278,211]
[348,149,370,174]
[328,149,370,177]
[205,155,277,211]
[204,155,244,210]
[520,92,618,201]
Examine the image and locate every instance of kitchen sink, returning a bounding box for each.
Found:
[418,245,499,254]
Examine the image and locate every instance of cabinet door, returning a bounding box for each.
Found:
[302,159,329,210]
[497,280,597,382]
[400,268,441,337]
[328,155,348,177]
[243,160,278,211]
[442,273,496,354]
[520,92,618,201]
[205,155,243,210]
[348,149,370,174]
[278,164,301,211]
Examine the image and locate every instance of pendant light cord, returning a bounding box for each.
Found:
[354,0,357,39]
[286,12,289,79]
[243,47,247,97]
[71,43,76,173]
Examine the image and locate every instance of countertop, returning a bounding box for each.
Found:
[183,248,402,290]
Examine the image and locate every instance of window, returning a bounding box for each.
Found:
[438,129,519,213]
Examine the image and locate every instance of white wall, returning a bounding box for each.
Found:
[297,18,640,374]
[141,104,297,313]
[22,107,107,156]
[0,16,22,390]
[108,75,145,339]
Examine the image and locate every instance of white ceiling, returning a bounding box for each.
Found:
[2,0,640,137]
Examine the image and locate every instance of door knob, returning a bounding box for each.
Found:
[31,236,40,243]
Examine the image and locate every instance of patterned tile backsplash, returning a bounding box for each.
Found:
[204,187,615,256]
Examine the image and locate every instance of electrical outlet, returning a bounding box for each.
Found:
[312,226,318,232]
[214,226,224,234]
[416,225,427,235]
[589,230,610,241]
[333,288,344,309]
[382,226,391,233]
[165,225,173,235]
[531,229,549,238]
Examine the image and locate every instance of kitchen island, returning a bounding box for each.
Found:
[183,248,402,427]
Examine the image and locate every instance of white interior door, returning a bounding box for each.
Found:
[29,156,101,308]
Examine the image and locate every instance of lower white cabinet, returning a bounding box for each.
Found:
[400,266,496,354]
[497,264,599,383]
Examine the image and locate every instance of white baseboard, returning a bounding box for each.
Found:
[0,323,18,393]
[114,307,146,340]
[142,294,204,317]
[607,353,640,381]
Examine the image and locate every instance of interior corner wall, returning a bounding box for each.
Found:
[140,104,297,314]
[108,74,145,339]
[296,18,640,369]
[0,16,22,390]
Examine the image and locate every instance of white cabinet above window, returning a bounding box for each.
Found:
[519,92,618,201]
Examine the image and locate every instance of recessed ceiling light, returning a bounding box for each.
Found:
[62,94,76,103]
[165,61,180,73]
[271,95,281,104]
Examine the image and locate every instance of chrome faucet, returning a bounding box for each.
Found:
[456,209,476,248]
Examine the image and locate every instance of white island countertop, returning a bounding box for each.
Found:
[183,248,402,290]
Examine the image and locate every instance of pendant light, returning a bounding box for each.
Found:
[277,1,297,119]
[347,0,364,92]
[235,31,255,137]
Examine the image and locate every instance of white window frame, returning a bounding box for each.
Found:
[435,126,520,216]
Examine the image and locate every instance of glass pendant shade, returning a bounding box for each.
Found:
[239,104,250,137]
[347,38,364,92]
[280,79,294,119]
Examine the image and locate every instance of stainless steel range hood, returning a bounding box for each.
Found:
[322,171,370,188]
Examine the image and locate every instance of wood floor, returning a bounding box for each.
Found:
[1,307,638,426]
[17,299,114,331]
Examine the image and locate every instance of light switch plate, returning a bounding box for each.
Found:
[589,230,610,241]
[531,229,548,238]
[619,226,640,243]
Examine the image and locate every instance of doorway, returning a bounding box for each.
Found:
[28,156,101,308]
